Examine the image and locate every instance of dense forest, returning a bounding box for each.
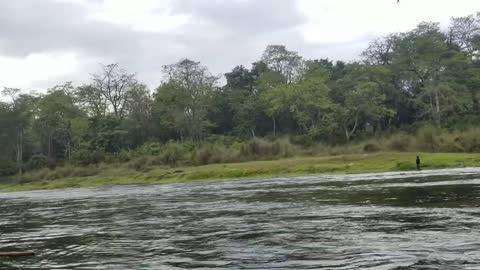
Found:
[1,14,480,177]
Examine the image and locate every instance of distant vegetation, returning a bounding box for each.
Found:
[1,14,480,180]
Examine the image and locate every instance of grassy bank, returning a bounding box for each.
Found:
[1,152,480,192]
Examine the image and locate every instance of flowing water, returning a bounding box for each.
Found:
[1,168,480,269]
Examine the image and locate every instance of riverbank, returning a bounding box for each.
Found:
[1,152,480,192]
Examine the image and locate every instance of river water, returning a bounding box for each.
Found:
[1,168,480,269]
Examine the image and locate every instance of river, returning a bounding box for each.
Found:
[1,168,480,269]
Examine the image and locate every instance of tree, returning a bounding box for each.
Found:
[34,83,81,162]
[91,63,137,117]
[1,88,35,175]
[361,34,399,65]
[337,82,394,141]
[448,14,480,56]
[258,69,289,136]
[124,84,153,147]
[392,22,451,124]
[261,45,304,84]
[75,84,107,118]
[154,59,218,141]
[284,64,335,138]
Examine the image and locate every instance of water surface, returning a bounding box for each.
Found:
[1,168,480,269]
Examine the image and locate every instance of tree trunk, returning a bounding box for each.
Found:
[344,125,351,142]
[47,133,53,161]
[469,87,479,113]
[434,88,441,125]
[343,115,359,142]
[428,93,434,122]
[251,128,256,139]
[272,116,276,137]
[17,130,23,176]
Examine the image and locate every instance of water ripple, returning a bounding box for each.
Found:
[1,168,480,269]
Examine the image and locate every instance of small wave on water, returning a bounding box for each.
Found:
[1,168,480,269]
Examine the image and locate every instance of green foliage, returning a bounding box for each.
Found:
[71,149,97,166]
[139,142,163,156]
[193,144,230,165]
[0,158,17,177]
[159,142,187,166]
[238,138,297,160]
[27,154,48,170]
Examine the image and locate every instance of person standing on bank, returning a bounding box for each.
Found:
[416,156,421,170]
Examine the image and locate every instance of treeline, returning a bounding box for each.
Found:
[1,14,480,177]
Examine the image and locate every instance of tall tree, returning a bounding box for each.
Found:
[34,83,81,162]
[91,63,137,117]
[124,84,153,146]
[154,59,218,141]
[393,22,451,124]
[361,34,399,65]
[448,14,480,56]
[261,45,304,84]
[1,88,34,175]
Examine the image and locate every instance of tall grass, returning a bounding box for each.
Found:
[7,127,480,183]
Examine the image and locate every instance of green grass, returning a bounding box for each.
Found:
[1,152,480,192]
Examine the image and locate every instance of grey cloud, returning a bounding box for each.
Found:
[170,0,305,34]
[0,0,330,90]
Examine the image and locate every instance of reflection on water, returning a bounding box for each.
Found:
[1,168,480,269]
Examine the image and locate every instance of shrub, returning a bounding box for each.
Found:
[205,135,240,146]
[69,166,99,177]
[238,138,297,160]
[112,150,134,163]
[71,149,96,166]
[387,134,412,152]
[415,126,440,152]
[159,142,186,166]
[193,144,230,165]
[363,143,381,153]
[27,154,48,170]
[289,135,315,147]
[139,142,163,156]
[0,158,17,177]
[128,156,150,171]
[453,129,480,153]
[70,148,106,166]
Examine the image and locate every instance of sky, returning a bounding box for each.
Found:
[0,0,478,91]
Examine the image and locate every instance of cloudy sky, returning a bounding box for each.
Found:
[0,0,478,91]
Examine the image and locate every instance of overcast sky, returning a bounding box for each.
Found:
[0,0,478,91]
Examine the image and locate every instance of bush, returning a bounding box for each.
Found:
[139,142,163,156]
[238,138,297,160]
[289,135,315,147]
[453,129,480,153]
[73,148,106,165]
[112,150,134,163]
[0,158,17,177]
[415,126,440,152]
[205,135,240,146]
[363,143,381,153]
[193,144,230,165]
[387,134,412,152]
[128,156,150,171]
[27,154,48,170]
[159,142,186,166]
[71,149,96,166]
